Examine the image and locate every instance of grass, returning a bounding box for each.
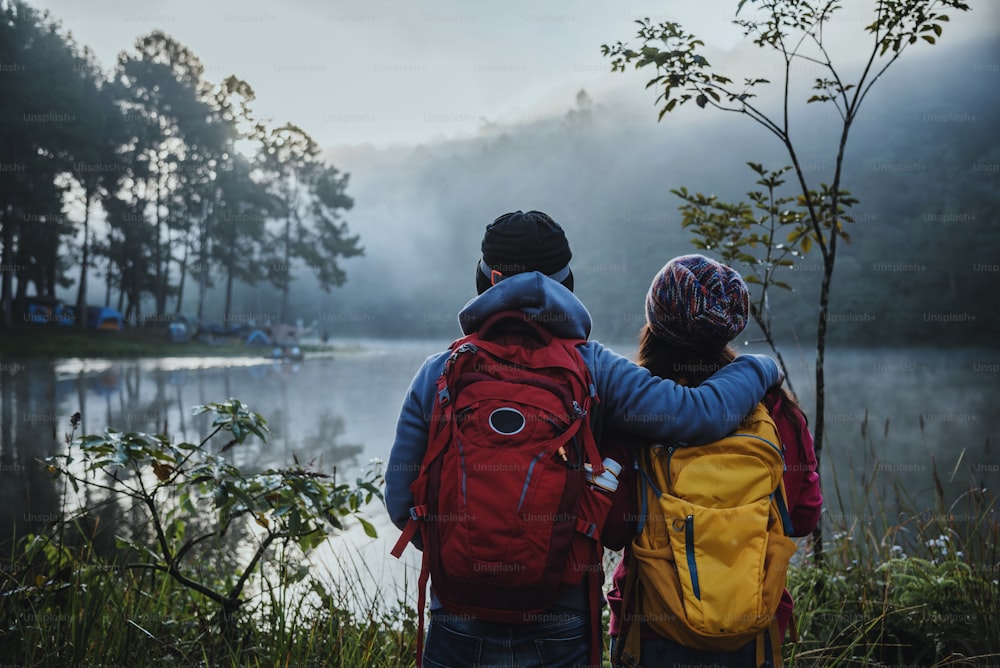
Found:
[1,528,416,666]
[5,470,995,667]
[0,478,1000,668]
[787,504,999,666]
[0,323,336,359]
[784,447,1000,667]
[2,400,997,667]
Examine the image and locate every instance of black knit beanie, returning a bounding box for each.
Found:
[476,210,574,294]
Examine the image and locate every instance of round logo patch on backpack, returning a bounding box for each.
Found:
[489,407,526,435]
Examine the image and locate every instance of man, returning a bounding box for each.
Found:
[386,210,782,668]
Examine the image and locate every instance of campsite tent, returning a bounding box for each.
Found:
[246,329,271,346]
[23,299,76,326]
[86,306,124,331]
[25,302,55,324]
[167,322,190,342]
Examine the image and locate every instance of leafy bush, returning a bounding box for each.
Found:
[1,399,396,665]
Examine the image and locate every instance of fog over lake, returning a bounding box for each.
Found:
[3,340,996,606]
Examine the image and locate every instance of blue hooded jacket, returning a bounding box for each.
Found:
[385,272,781,531]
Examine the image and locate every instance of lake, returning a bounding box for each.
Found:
[2,340,997,608]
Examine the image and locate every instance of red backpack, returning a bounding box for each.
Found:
[391,310,611,666]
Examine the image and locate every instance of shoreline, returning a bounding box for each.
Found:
[50,352,339,380]
[0,323,355,361]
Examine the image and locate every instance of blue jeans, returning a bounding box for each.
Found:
[423,607,591,668]
[609,634,764,668]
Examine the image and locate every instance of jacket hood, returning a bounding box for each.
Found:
[457,271,592,339]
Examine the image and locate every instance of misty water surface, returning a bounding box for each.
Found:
[2,341,997,607]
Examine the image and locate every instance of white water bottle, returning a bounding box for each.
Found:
[584,457,623,494]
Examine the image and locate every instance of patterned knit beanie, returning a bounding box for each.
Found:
[645,254,749,349]
[476,210,573,293]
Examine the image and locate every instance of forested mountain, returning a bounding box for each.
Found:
[305,37,998,348]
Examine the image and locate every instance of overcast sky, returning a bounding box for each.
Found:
[25,0,999,150]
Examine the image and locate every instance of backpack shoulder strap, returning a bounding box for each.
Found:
[754,618,784,668]
[773,479,795,536]
[413,555,431,668]
[390,340,473,559]
[390,505,426,558]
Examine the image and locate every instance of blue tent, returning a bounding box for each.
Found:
[167,322,190,342]
[54,303,76,326]
[246,329,271,346]
[86,306,124,331]
[25,302,54,324]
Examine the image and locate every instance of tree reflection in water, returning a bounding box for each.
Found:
[1,357,368,559]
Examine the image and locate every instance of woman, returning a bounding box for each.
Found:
[604,254,822,667]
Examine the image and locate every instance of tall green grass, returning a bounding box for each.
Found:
[1,525,417,666]
[785,422,999,667]
[3,403,997,667]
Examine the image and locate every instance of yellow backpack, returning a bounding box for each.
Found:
[618,403,798,667]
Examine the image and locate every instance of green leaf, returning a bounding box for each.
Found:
[115,535,161,563]
[179,492,196,515]
[359,482,384,500]
[214,483,229,507]
[231,485,256,510]
[358,517,378,539]
[272,504,293,517]
[168,518,186,543]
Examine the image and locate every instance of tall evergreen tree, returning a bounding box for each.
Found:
[112,31,212,321]
[0,1,99,326]
[260,123,361,323]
